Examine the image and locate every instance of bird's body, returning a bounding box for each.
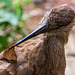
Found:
[0,5,75,75]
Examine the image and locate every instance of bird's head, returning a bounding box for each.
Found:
[9,5,75,50]
[40,5,75,34]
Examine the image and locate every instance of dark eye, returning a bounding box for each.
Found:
[60,9,67,12]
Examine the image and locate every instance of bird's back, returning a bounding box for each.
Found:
[0,35,44,75]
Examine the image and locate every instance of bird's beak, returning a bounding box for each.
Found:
[9,23,48,50]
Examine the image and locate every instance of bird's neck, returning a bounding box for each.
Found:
[29,33,69,75]
[41,33,68,75]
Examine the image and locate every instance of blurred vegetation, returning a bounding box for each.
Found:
[0,0,33,51]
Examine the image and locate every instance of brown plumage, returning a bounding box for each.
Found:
[0,5,75,75]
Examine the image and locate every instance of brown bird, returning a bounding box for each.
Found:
[0,5,75,75]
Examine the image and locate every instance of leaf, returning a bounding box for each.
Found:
[14,5,23,21]
[0,9,19,26]
[12,0,23,21]
[0,0,12,8]
[23,0,33,5]
[0,36,8,51]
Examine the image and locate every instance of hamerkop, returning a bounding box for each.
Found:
[0,5,75,75]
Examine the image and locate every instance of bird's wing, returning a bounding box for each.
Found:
[0,35,44,75]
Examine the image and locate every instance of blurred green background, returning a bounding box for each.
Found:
[0,0,33,51]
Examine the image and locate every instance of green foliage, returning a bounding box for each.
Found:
[0,9,18,26]
[0,0,33,51]
[13,0,23,21]
[0,35,9,51]
[23,0,33,5]
[0,0,12,8]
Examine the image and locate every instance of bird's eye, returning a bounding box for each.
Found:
[60,9,67,12]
